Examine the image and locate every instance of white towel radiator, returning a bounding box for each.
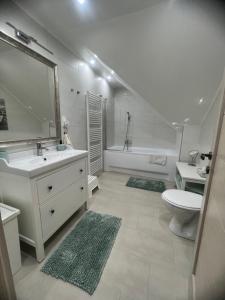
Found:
[86,92,103,196]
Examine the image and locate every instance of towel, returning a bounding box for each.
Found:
[149,154,167,166]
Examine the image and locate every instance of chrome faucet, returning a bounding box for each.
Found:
[36,142,49,156]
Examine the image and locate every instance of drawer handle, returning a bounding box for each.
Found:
[48,185,53,191]
[50,209,55,215]
[80,186,84,191]
[80,169,83,173]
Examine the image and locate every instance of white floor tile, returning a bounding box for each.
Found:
[15,171,194,300]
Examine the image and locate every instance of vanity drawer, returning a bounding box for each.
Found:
[40,179,86,242]
[37,159,86,204]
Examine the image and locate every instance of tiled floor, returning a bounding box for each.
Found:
[14,172,194,300]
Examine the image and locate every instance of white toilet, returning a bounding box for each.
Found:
[161,189,203,240]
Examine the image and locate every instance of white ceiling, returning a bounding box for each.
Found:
[13,0,164,29]
[13,0,225,125]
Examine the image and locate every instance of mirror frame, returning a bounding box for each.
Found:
[0,31,61,147]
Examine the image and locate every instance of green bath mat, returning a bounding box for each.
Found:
[41,211,121,295]
[126,177,166,193]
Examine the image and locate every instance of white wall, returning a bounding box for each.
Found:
[0,0,114,149]
[199,89,223,154]
[105,96,115,148]
[179,125,200,162]
[198,75,225,167]
[112,89,177,150]
[180,73,225,164]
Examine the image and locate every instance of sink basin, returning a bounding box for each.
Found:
[28,151,76,165]
[0,149,88,177]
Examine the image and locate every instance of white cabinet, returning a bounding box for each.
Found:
[37,159,85,204]
[40,178,86,242]
[0,203,21,274]
[175,162,206,194]
[0,155,88,262]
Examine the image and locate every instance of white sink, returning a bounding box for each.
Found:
[27,150,78,165]
[0,149,88,177]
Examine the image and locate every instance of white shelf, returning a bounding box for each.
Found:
[176,162,206,183]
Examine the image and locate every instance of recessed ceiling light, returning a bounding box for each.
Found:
[184,118,190,123]
[77,0,85,4]
[172,122,177,126]
[111,70,115,75]
[199,98,204,104]
[94,54,98,58]
[90,59,95,65]
[107,75,112,81]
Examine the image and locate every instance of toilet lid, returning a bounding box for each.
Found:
[162,189,202,210]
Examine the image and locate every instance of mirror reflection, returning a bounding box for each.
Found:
[0,39,56,142]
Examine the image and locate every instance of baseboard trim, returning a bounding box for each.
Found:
[19,234,35,247]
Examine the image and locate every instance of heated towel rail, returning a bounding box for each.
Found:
[86,92,103,175]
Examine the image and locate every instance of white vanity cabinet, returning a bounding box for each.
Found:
[175,162,206,194]
[0,152,88,262]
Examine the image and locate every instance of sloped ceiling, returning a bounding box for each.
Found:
[13,0,225,125]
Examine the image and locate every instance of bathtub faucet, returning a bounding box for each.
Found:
[124,138,132,151]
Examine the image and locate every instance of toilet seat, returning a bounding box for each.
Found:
[162,189,202,211]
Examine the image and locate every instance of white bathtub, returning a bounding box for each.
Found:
[104,146,178,181]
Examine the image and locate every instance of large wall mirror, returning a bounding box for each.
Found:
[0,31,61,145]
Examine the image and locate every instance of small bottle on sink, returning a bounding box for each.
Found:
[56,139,67,151]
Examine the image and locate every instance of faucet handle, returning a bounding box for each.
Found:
[200,152,212,161]
[36,142,43,156]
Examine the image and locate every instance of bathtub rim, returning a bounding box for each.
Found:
[106,146,178,157]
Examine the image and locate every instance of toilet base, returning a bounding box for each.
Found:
[169,213,199,241]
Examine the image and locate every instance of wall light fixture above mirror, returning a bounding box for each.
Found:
[0,31,61,146]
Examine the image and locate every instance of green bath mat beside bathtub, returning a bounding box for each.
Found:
[41,211,121,295]
[126,176,166,193]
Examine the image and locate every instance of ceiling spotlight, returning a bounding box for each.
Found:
[107,75,112,81]
[184,118,190,123]
[77,0,85,4]
[94,54,98,58]
[90,59,95,65]
[199,98,204,104]
[111,70,115,75]
[172,122,177,126]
